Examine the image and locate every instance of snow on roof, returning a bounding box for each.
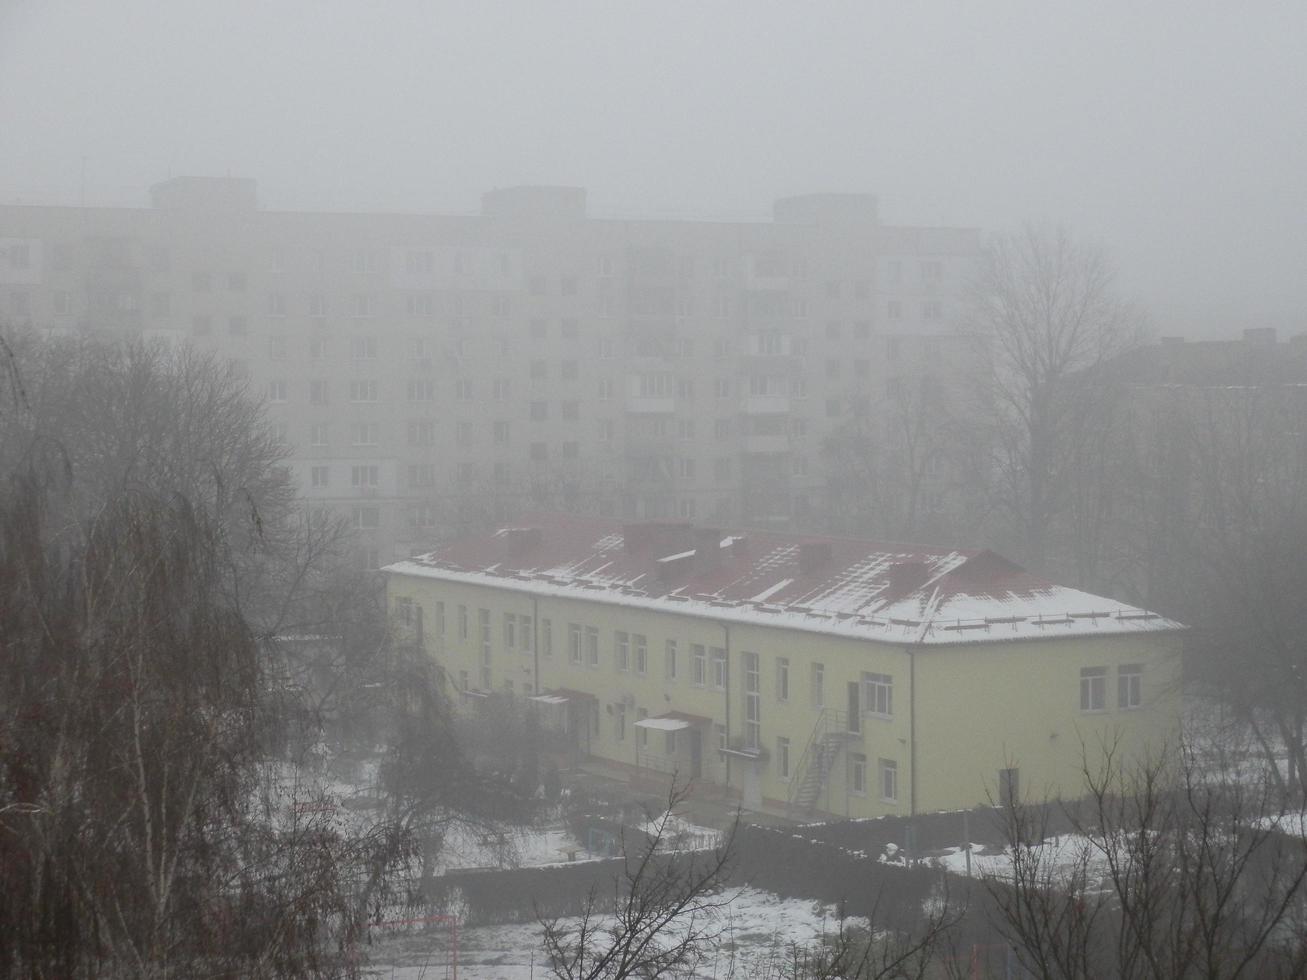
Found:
[385,513,1184,647]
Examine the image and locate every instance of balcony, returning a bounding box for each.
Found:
[742,395,791,415]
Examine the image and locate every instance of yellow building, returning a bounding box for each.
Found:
[384,514,1184,818]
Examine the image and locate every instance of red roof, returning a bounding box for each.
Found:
[387,512,1183,645]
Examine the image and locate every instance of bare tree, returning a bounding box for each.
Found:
[539,782,739,980]
[967,225,1142,568]
[988,737,1307,980]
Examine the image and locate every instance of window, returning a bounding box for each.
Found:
[616,631,630,671]
[711,647,727,691]
[541,618,552,657]
[1118,665,1142,710]
[408,420,435,446]
[349,380,379,403]
[267,292,287,316]
[521,615,533,653]
[691,644,706,686]
[776,658,790,703]
[664,640,677,681]
[493,378,511,401]
[493,421,511,446]
[351,506,380,530]
[634,634,647,675]
[863,673,893,717]
[478,609,491,662]
[637,709,649,748]
[743,651,761,750]
[407,379,435,402]
[310,423,328,447]
[850,753,867,795]
[351,293,377,317]
[561,360,579,381]
[350,336,378,360]
[879,759,898,802]
[811,663,825,709]
[615,703,626,741]
[435,602,446,636]
[351,464,379,488]
[350,423,379,446]
[308,292,327,317]
[777,737,791,781]
[309,465,329,488]
[585,627,599,667]
[530,401,548,421]
[504,613,516,650]
[267,380,287,403]
[887,300,902,321]
[1081,667,1107,711]
[598,378,614,401]
[569,623,583,664]
[459,605,469,641]
[922,300,942,320]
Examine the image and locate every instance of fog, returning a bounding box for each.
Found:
[3,0,1305,337]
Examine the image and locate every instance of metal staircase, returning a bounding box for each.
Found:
[787,709,853,818]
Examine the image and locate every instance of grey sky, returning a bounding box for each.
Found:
[2,0,1303,338]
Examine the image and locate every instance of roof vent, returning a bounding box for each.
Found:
[695,528,723,572]
[798,541,833,573]
[887,561,931,596]
[505,526,543,556]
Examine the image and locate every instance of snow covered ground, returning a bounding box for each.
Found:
[362,887,865,979]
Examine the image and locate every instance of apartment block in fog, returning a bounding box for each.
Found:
[0,177,982,564]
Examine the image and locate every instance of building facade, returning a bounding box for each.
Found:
[1,178,982,564]
[385,513,1183,818]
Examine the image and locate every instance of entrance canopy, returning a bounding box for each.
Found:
[634,711,711,732]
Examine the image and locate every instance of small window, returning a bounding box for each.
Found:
[504,613,516,650]
[711,647,727,690]
[777,737,791,781]
[1118,664,1142,710]
[691,644,707,686]
[776,657,790,702]
[863,673,893,717]
[664,640,677,682]
[879,759,898,803]
[615,631,630,671]
[850,754,867,795]
[634,634,648,675]
[1081,667,1107,711]
[811,663,825,709]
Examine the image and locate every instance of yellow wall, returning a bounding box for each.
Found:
[913,633,1183,812]
[388,572,1182,818]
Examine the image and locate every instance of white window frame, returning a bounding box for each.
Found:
[1081,667,1107,712]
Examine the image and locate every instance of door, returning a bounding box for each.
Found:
[847,681,861,733]
[688,729,703,779]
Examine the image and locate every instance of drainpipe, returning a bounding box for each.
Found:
[532,596,540,695]
[908,643,917,817]
[721,621,731,786]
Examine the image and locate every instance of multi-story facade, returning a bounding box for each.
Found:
[385,513,1183,818]
[0,177,981,564]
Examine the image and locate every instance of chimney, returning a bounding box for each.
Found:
[505,527,542,557]
[695,528,723,572]
[798,541,833,573]
[886,561,931,596]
